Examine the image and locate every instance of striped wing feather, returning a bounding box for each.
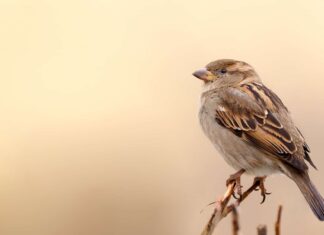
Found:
[215,84,308,171]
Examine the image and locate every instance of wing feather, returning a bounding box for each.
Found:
[214,85,308,171]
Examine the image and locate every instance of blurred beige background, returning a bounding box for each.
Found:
[0,0,324,234]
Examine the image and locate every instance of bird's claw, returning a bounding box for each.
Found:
[253,176,271,204]
[260,192,270,204]
[231,185,243,200]
[226,169,245,200]
[232,192,239,200]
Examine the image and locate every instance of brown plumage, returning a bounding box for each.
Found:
[194,59,324,220]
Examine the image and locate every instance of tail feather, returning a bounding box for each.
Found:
[293,172,324,221]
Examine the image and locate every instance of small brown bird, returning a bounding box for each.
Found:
[193,59,324,220]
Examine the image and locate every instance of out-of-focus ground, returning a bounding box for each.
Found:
[0,0,324,234]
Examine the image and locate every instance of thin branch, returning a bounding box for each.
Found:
[231,206,239,235]
[275,205,283,235]
[224,179,261,216]
[257,225,267,235]
[200,179,261,235]
[200,182,236,235]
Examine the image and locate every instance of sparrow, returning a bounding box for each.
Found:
[193,59,324,220]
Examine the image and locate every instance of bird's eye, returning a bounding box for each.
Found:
[219,68,227,74]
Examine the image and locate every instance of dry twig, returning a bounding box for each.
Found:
[201,179,261,235]
[275,205,283,235]
[257,225,267,235]
[231,206,239,235]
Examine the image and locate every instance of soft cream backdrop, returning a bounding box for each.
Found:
[0,0,324,234]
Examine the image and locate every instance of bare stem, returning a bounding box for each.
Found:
[231,206,239,235]
[275,205,283,235]
[200,179,261,235]
[257,225,267,235]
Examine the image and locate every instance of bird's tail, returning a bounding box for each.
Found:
[291,171,324,221]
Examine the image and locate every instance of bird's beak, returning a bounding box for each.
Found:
[192,68,213,82]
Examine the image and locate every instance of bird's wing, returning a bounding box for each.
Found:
[213,83,308,171]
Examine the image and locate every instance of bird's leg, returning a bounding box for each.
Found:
[253,176,271,204]
[226,169,245,199]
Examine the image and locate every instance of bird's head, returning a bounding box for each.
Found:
[193,59,260,88]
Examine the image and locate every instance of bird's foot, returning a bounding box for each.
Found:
[253,176,271,204]
[226,169,245,199]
